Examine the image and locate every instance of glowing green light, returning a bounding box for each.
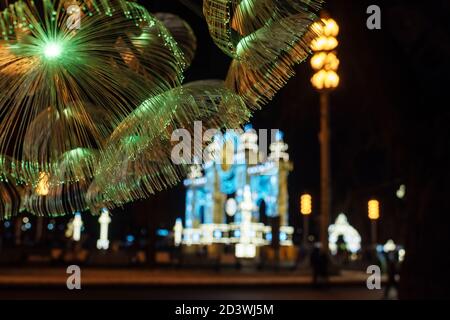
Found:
[43,42,62,59]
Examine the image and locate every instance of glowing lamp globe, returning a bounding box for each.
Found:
[300,194,312,215]
[311,52,327,70]
[323,18,339,37]
[311,70,340,90]
[368,199,380,220]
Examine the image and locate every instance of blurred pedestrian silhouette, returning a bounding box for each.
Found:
[310,244,329,287]
[384,251,399,299]
[335,235,350,265]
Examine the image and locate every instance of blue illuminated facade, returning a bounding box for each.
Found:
[178,126,294,253]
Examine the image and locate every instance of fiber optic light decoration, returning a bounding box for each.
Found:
[0,0,185,186]
[21,148,99,217]
[89,80,251,209]
[203,0,323,108]
[22,105,113,182]
[0,169,23,220]
[155,12,197,68]
[0,0,326,220]
[22,177,92,217]
[43,42,63,59]
[87,135,186,209]
[17,102,111,216]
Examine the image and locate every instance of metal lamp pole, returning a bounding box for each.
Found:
[319,93,331,252]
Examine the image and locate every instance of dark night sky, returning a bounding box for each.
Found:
[81,0,450,252]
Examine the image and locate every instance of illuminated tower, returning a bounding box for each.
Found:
[269,131,293,226]
[178,127,294,261]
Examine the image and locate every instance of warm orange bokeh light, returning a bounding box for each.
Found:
[36,172,50,196]
[310,52,340,71]
[300,194,312,215]
[310,17,340,91]
[368,199,380,220]
[311,70,340,90]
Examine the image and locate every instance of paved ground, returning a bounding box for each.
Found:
[0,268,376,285]
[1,286,385,300]
[0,268,387,300]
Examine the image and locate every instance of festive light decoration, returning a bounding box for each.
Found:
[22,172,92,217]
[43,42,63,59]
[0,181,22,220]
[35,172,50,196]
[0,0,188,217]
[176,128,294,258]
[90,80,250,208]
[0,0,320,218]
[225,198,238,217]
[0,0,185,185]
[203,0,323,107]
[328,213,362,255]
[155,12,197,67]
[19,106,107,216]
[0,155,22,220]
[96,208,111,250]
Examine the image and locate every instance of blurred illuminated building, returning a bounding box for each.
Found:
[328,213,361,255]
[175,126,295,260]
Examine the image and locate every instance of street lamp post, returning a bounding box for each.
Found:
[368,199,380,248]
[300,194,312,245]
[310,16,340,253]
